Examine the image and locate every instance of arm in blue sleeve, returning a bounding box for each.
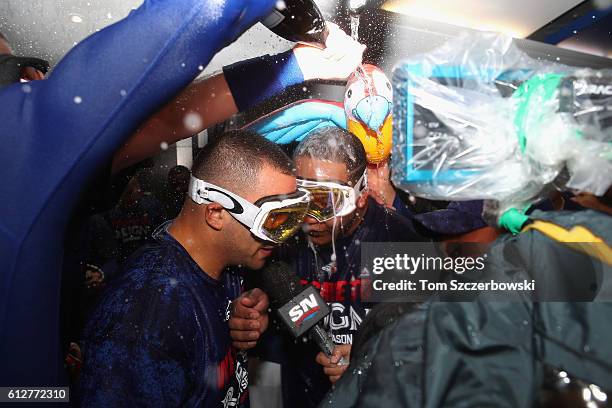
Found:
[0,0,274,387]
[36,0,276,151]
[0,0,275,233]
[223,50,304,112]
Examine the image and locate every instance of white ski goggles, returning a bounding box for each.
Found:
[296,171,367,222]
[189,176,311,243]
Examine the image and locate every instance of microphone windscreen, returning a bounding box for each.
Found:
[259,261,304,307]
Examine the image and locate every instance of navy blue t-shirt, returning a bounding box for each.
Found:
[263,198,424,407]
[80,222,248,407]
[105,195,167,264]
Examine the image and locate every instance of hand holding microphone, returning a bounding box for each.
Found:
[315,344,351,383]
[229,288,269,350]
[259,261,348,366]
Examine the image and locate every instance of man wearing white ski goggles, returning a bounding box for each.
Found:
[297,170,367,222]
[189,175,311,243]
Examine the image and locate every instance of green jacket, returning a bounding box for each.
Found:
[325,210,612,407]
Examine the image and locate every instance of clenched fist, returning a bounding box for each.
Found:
[229,288,270,350]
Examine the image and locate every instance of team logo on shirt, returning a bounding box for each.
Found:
[236,362,248,393]
[222,387,237,408]
[321,261,337,275]
[219,348,248,408]
[224,299,232,322]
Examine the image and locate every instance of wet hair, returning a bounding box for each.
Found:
[293,127,367,186]
[192,130,294,194]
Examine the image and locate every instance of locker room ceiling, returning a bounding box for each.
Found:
[0,0,609,69]
[381,0,583,38]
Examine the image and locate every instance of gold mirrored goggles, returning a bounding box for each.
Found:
[296,171,367,222]
[189,176,311,243]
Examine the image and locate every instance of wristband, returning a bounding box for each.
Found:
[223,50,304,112]
[499,207,531,235]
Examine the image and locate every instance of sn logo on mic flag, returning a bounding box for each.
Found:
[278,286,330,337]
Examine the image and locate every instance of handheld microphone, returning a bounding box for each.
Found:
[260,261,347,365]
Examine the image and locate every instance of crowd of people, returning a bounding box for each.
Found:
[0,0,610,407]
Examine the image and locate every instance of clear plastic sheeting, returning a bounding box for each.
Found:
[391,32,612,216]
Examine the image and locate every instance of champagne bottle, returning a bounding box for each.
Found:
[262,0,329,48]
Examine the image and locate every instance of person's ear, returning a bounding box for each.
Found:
[204,202,226,231]
[356,191,368,209]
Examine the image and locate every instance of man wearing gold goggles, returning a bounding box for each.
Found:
[189,176,311,244]
[81,131,309,406]
[298,171,367,223]
[232,127,424,408]
[295,146,370,246]
[176,131,309,268]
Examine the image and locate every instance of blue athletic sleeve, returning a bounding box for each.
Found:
[1,0,275,237]
[0,0,274,387]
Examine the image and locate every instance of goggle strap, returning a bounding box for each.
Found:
[354,171,368,196]
[189,176,259,229]
[189,176,310,243]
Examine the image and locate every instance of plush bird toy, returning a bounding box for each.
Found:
[245,63,393,164]
[344,64,393,163]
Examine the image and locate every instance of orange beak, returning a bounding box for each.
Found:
[347,115,393,164]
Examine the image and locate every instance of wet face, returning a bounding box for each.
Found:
[296,157,359,246]
[226,164,298,270]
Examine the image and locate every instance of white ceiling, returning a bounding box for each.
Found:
[0,0,293,73]
[0,0,142,64]
[0,0,588,69]
[382,0,584,38]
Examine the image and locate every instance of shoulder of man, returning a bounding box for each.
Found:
[79,244,200,408]
[363,199,426,242]
[83,242,200,348]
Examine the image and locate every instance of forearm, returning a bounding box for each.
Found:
[111,24,366,173]
[113,49,304,174]
[586,201,612,216]
[112,73,237,173]
[368,163,398,208]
